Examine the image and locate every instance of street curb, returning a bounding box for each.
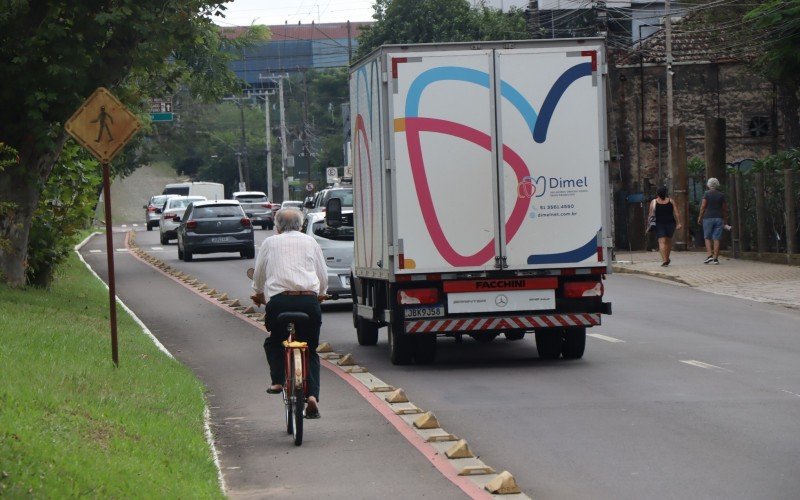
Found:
[611,265,693,287]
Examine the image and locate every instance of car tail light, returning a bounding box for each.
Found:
[186,220,197,230]
[240,217,252,228]
[147,206,156,212]
[262,203,272,209]
[164,213,176,219]
[564,281,604,298]
[397,288,439,305]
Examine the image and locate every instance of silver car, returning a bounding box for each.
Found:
[144,194,175,231]
[159,196,206,244]
[302,212,353,299]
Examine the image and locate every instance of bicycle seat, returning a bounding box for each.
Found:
[274,311,312,335]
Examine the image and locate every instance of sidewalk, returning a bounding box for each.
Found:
[612,249,800,309]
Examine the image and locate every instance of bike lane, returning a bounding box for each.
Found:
[80,231,465,499]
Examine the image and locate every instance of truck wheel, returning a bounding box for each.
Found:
[504,331,525,341]
[356,316,379,346]
[535,328,562,360]
[561,327,586,359]
[413,335,437,364]
[472,332,498,343]
[388,323,413,365]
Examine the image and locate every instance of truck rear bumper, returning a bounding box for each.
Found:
[405,312,601,334]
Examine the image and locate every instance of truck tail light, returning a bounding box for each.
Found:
[186,220,197,230]
[240,217,252,228]
[564,281,604,298]
[398,288,439,305]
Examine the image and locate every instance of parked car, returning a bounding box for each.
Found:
[143,194,175,231]
[159,196,207,244]
[176,200,255,261]
[232,191,274,229]
[302,211,353,299]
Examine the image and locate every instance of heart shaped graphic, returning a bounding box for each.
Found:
[404,116,531,267]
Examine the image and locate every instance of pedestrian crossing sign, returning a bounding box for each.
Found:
[65,87,141,163]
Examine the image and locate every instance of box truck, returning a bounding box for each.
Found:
[348,39,613,365]
[163,181,224,200]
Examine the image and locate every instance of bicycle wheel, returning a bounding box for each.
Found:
[283,387,292,435]
[291,349,304,446]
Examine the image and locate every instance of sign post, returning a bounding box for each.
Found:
[65,87,141,367]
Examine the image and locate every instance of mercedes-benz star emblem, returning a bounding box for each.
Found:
[495,294,508,307]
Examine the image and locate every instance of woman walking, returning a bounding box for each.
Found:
[697,177,728,264]
[649,186,683,266]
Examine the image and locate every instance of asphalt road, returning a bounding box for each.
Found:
[87,228,800,499]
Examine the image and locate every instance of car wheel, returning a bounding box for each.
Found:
[177,245,184,260]
[160,232,168,245]
[267,223,274,230]
[183,247,193,262]
[146,222,153,231]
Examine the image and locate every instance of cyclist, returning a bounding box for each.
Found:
[251,207,328,419]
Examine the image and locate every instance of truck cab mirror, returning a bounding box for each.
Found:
[325,198,342,228]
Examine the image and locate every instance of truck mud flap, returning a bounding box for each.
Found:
[405,313,601,333]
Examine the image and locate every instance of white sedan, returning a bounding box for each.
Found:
[159,196,206,244]
[302,211,353,299]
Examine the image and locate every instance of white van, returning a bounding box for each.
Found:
[163,182,224,201]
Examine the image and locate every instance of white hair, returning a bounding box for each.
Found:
[707,177,720,189]
[275,207,303,233]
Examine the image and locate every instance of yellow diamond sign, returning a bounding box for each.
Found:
[65,87,141,163]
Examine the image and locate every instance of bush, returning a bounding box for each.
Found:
[26,142,101,287]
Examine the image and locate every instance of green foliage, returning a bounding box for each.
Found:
[356,0,529,59]
[0,142,17,256]
[745,0,800,84]
[26,143,101,287]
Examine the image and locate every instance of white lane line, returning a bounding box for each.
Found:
[89,249,102,254]
[680,359,730,371]
[588,333,625,343]
[151,246,164,251]
[780,389,800,398]
[115,248,129,252]
[121,224,127,228]
[132,224,138,227]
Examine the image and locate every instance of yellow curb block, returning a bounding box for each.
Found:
[485,471,521,494]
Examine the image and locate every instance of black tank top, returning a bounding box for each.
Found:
[655,199,676,224]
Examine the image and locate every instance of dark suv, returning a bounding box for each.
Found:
[176,200,255,261]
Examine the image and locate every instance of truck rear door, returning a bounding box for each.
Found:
[389,50,501,274]
[495,44,606,270]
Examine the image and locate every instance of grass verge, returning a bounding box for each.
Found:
[0,250,222,497]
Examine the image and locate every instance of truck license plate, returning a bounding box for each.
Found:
[211,236,230,243]
[404,305,443,319]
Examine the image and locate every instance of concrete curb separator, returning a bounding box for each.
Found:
[75,232,227,494]
[126,231,530,499]
[611,264,692,286]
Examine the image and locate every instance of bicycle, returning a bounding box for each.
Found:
[247,267,336,446]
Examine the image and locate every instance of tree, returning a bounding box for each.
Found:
[745,0,800,148]
[0,1,259,287]
[356,0,528,59]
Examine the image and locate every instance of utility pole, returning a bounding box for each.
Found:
[278,76,289,202]
[665,0,674,187]
[256,74,275,201]
[302,69,312,189]
[347,21,352,62]
[238,103,250,190]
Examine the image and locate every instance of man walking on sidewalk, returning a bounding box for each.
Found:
[697,177,728,265]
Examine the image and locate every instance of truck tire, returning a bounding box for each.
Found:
[356,316,379,346]
[504,331,525,341]
[561,327,586,359]
[472,332,498,343]
[388,323,413,365]
[535,328,562,360]
[412,335,437,364]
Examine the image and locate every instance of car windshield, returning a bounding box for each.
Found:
[193,205,243,218]
[324,189,353,207]
[282,201,303,208]
[312,220,354,241]
[168,197,204,209]
[235,195,268,203]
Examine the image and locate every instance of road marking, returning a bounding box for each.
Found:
[680,359,728,371]
[115,248,128,252]
[780,389,800,398]
[121,224,127,228]
[89,249,102,253]
[132,224,138,227]
[151,246,164,250]
[588,333,624,343]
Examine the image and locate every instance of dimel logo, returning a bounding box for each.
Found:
[518,176,589,199]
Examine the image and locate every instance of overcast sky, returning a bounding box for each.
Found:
[214,0,529,27]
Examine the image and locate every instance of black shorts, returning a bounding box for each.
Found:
[655,222,676,238]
